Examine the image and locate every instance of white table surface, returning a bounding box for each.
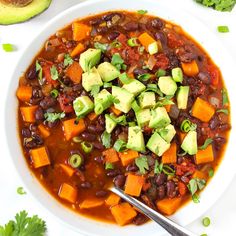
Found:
[0,0,235,235]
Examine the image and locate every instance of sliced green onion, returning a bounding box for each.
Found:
[137,73,151,81]
[36,60,43,84]
[155,69,166,77]
[110,40,122,48]
[162,165,175,176]
[200,234,208,236]
[103,82,112,88]
[17,187,26,195]
[81,142,93,154]
[202,217,211,227]
[192,193,200,203]
[127,37,138,47]
[50,89,59,98]
[105,162,114,170]
[216,108,229,115]
[101,131,111,148]
[137,9,148,14]
[131,100,141,112]
[94,42,108,52]
[217,25,229,33]
[113,139,127,152]
[180,119,192,132]
[72,136,82,143]
[69,154,83,168]
[208,168,214,177]
[199,138,213,150]
[2,43,15,52]
[154,160,163,174]
[50,65,59,81]
[222,88,229,106]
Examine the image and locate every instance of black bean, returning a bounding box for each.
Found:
[32,86,43,99]
[114,126,122,136]
[214,137,226,151]
[113,174,126,188]
[108,31,120,41]
[95,190,108,198]
[126,164,138,172]
[155,173,167,186]
[151,18,163,30]
[47,120,58,128]
[24,138,37,149]
[32,134,43,145]
[35,107,44,121]
[209,116,220,130]
[93,141,104,150]
[102,13,121,21]
[26,65,37,80]
[29,124,37,132]
[81,132,96,141]
[106,169,121,177]
[123,22,139,31]
[169,104,180,120]
[157,185,166,199]
[147,185,158,200]
[98,115,105,126]
[22,127,31,138]
[167,51,179,69]
[90,18,103,25]
[218,123,231,132]
[87,125,104,133]
[198,72,210,85]
[166,180,177,198]
[97,27,108,34]
[72,83,83,92]
[80,181,92,189]
[133,68,148,78]
[65,40,77,49]
[133,214,148,225]
[39,96,56,110]
[94,156,104,163]
[154,32,167,46]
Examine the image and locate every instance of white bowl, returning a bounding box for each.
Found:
[5,0,236,235]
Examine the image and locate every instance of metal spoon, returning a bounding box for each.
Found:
[110,186,196,236]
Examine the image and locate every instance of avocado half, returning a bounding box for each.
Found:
[0,0,52,25]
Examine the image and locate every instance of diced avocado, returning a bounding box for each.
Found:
[73,96,94,118]
[126,126,145,152]
[172,67,183,83]
[158,76,177,96]
[148,41,158,55]
[136,109,151,127]
[79,48,101,72]
[105,114,117,133]
[147,132,170,156]
[112,86,134,113]
[0,0,52,25]
[97,62,120,82]
[122,79,146,96]
[138,92,156,109]
[176,86,189,109]
[94,89,113,115]
[82,67,103,92]
[149,107,171,129]
[159,124,176,143]
[181,130,197,155]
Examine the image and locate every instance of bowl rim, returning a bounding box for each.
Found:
[4,0,236,235]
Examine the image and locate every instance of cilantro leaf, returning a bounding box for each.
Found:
[199,138,213,150]
[154,160,163,174]
[90,85,100,97]
[50,65,59,81]
[44,112,65,123]
[35,60,43,84]
[195,0,236,11]
[188,178,206,202]
[135,156,149,174]
[111,53,126,71]
[0,211,46,236]
[137,9,148,14]
[94,42,108,53]
[64,54,73,67]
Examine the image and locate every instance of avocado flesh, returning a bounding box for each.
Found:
[0,0,52,25]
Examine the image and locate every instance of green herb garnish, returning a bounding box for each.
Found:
[192,193,200,203]
[36,60,43,84]
[202,217,211,227]
[17,187,26,195]
[137,73,152,82]
[90,85,100,97]
[135,156,149,174]
[216,108,229,115]
[44,112,65,123]
[218,25,230,33]
[69,154,83,168]
[180,119,197,132]
[50,89,59,98]
[101,131,111,148]
[81,141,93,154]
[94,42,109,52]
[2,43,15,52]
[119,73,133,84]
[208,168,214,177]
[195,0,235,11]
[155,69,166,77]
[50,65,59,81]
[64,54,73,67]
[154,160,163,174]
[199,138,213,150]
[188,178,206,203]
[162,165,175,176]
[137,9,148,14]
[113,139,127,152]
[111,53,126,71]
[0,211,46,236]
[222,88,229,106]
[127,37,139,47]
[105,162,114,170]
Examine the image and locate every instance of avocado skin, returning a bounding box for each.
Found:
[0,0,52,25]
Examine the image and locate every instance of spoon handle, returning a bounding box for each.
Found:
[111,187,196,236]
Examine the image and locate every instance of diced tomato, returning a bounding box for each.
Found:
[42,65,58,86]
[178,182,187,196]
[167,33,184,49]
[117,33,127,45]
[206,65,220,86]
[154,53,169,70]
[176,162,196,176]
[58,94,74,113]
[125,48,140,65]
